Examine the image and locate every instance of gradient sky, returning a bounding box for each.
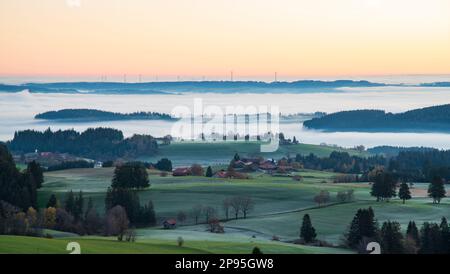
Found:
[1,0,449,80]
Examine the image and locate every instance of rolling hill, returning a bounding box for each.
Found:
[303,104,450,132]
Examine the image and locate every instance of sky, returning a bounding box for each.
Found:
[0,0,450,81]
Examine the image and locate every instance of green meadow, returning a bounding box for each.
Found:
[139,141,369,166]
[4,142,449,254]
[0,235,353,254]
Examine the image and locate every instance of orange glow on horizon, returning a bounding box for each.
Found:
[1,0,449,78]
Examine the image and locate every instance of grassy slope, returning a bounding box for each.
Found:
[38,166,450,248]
[39,168,355,220]
[139,142,368,167]
[0,235,352,254]
[28,142,450,254]
[225,199,450,244]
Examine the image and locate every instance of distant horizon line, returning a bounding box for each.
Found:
[1,77,450,85]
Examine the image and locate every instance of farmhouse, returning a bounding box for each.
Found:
[213,170,228,178]
[172,167,191,176]
[259,161,277,171]
[163,219,177,229]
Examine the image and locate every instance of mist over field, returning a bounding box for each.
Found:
[1,86,450,148]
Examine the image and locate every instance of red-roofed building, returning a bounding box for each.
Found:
[163,219,177,229]
[172,167,191,176]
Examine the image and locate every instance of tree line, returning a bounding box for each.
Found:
[303,104,450,132]
[298,208,450,254]
[292,149,450,183]
[345,207,450,254]
[368,168,446,204]
[177,196,255,227]
[293,152,386,174]
[1,144,157,240]
[0,144,43,211]
[105,162,156,228]
[7,128,158,160]
[35,109,177,121]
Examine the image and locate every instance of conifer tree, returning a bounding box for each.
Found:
[346,207,379,248]
[205,166,213,177]
[380,221,404,254]
[406,221,420,245]
[439,217,450,253]
[398,182,412,204]
[370,170,397,201]
[428,176,446,204]
[27,161,44,189]
[300,214,317,243]
[46,194,58,208]
[234,153,240,161]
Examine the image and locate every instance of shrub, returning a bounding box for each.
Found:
[177,236,184,247]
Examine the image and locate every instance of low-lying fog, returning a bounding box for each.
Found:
[1,86,450,149]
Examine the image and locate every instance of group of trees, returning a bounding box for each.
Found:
[111,162,150,189]
[293,152,386,174]
[190,204,221,225]
[313,189,354,206]
[1,189,104,236]
[1,142,157,239]
[105,187,156,227]
[106,163,156,228]
[0,144,43,211]
[7,128,158,160]
[43,192,135,241]
[223,196,254,220]
[303,105,450,132]
[428,176,447,204]
[369,168,397,201]
[186,196,255,226]
[35,109,176,122]
[369,168,446,204]
[292,149,450,184]
[300,214,317,243]
[46,160,94,171]
[278,133,299,146]
[154,158,172,172]
[205,166,213,177]
[388,149,450,182]
[345,207,450,254]
[43,192,103,235]
[336,189,355,203]
[40,189,155,238]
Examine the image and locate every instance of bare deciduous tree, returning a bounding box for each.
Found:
[239,196,254,219]
[177,210,187,224]
[203,206,216,223]
[230,196,241,220]
[190,164,204,176]
[106,205,129,241]
[223,198,231,220]
[191,204,203,225]
[313,190,330,207]
[125,228,137,242]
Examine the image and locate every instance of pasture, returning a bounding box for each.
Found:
[139,142,369,167]
[0,235,353,254]
[24,142,450,254]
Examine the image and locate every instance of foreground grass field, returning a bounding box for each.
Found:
[18,142,448,254]
[37,166,450,249]
[0,235,353,254]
